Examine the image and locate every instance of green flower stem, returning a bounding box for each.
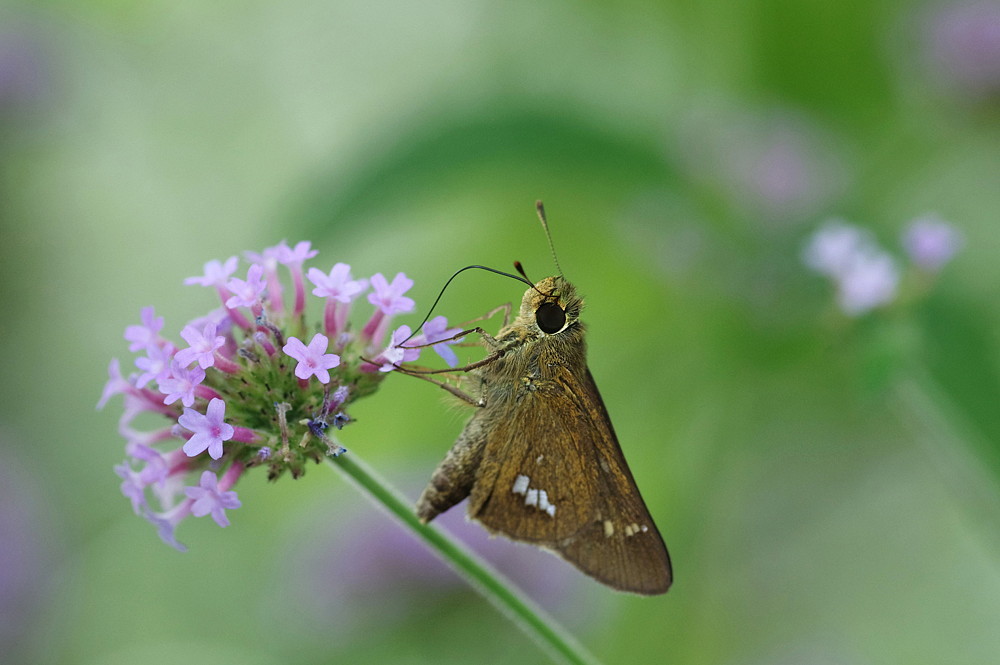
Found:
[325,451,601,665]
[891,369,1000,556]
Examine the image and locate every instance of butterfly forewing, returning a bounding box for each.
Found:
[469,365,672,595]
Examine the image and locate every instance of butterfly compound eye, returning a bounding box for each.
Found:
[535,301,566,334]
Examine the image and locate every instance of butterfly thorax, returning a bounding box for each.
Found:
[476,276,588,396]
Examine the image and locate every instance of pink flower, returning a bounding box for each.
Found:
[362,272,416,343]
[283,334,341,384]
[309,263,368,338]
[158,361,206,407]
[308,263,368,303]
[376,326,421,372]
[178,398,234,460]
[135,342,176,389]
[124,306,164,352]
[225,264,267,309]
[184,256,239,288]
[97,358,130,410]
[276,240,318,266]
[185,470,242,527]
[367,272,416,315]
[411,316,463,367]
[174,322,226,369]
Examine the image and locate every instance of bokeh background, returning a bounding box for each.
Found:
[3,1,1000,664]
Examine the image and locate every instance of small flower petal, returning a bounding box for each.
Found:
[308,263,368,303]
[174,322,226,369]
[225,264,267,309]
[124,306,164,352]
[178,398,234,460]
[184,257,239,288]
[282,334,341,384]
[367,272,416,316]
[158,361,206,407]
[184,470,241,528]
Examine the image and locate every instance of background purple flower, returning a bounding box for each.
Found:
[902,214,964,270]
[922,0,1000,99]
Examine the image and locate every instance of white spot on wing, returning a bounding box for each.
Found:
[511,474,530,495]
[514,476,557,518]
[603,520,614,538]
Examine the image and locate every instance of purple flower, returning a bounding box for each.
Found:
[106,241,427,550]
[902,214,964,270]
[184,470,242,527]
[802,221,874,278]
[127,442,172,487]
[174,322,225,369]
[158,361,206,407]
[803,220,901,316]
[277,240,318,266]
[678,105,847,223]
[275,241,318,316]
[178,398,234,460]
[309,263,368,302]
[225,264,267,310]
[184,256,239,288]
[362,272,416,343]
[836,251,900,315]
[115,463,148,514]
[283,334,341,384]
[367,272,416,315]
[134,342,176,389]
[144,502,191,552]
[923,0,1000,99]
[246,243,288,314]
[124,306,164,352]
[413,316,463,367]
[374,326,421,372]
[97,358,130,409]
[244,243,285,268]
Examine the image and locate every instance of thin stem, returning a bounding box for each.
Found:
[891,368,1000,558]
[325,451,601,665]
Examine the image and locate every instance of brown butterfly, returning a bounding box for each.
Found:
[411,204,672,595]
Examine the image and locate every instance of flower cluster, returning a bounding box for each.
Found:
[802,214,963,315]
[99,241,462,551]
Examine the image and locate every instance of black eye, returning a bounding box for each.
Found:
[535,301,566,334]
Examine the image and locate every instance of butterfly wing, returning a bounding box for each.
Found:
[468,365,672,595]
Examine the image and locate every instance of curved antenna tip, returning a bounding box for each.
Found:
[533,201,562,277]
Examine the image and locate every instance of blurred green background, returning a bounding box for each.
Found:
[3,1,1000,664]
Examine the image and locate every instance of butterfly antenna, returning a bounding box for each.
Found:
[513,260,548,298]
[400,265,533,345]
[535,200,564,277]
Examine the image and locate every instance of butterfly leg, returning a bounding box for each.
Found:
[394,368,484,406]
[463,302,512,329]
[416,417,488,522]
